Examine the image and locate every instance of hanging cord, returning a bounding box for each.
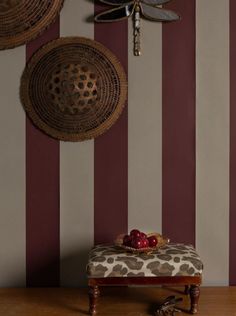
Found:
[134,4,141,56]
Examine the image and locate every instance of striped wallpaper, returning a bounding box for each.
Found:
[0,0,235,287]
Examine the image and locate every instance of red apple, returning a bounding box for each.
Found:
[141,238,149,248]
[123,235,132,246]
[148,236,158,247]
[130,229,141,238]
[131,237,143,249]
[140,232,147,239]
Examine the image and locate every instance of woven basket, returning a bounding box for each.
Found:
[0,0,64,50]
[20,37,128,141]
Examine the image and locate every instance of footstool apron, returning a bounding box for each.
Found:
[87,243,203,315]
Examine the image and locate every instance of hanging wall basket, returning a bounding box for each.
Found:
[0,0,64,50]
[20,37,127,141]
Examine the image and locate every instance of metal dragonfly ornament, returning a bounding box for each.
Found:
[95,0,180,56]
[155,296,183,316]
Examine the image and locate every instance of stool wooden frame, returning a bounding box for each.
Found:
[88,275,201,315]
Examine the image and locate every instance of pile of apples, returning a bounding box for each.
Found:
[123,229,158,249]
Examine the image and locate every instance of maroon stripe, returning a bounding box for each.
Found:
[94,4,128,244]
[26,19,60,287]
[230,0,236,286]
[162,0,196,245]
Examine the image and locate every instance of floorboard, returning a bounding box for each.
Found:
[0,287,235,315]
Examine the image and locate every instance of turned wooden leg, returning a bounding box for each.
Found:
[185,285,190,295]
[89,285,100,315]
[190,285,200,314]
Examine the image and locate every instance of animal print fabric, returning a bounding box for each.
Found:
[87,243,203,278]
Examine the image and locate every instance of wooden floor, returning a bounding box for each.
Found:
[0,287,235,316]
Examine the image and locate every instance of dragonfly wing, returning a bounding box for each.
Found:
[141,3,180,21]
[95,4,134,22]
[141,0,173,6]
[99,0,133,6]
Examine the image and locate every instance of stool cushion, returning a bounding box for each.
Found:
[87,243,203,278]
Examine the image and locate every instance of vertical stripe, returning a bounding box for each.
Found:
[94,4,128,243]
[0,47,25,286]
[196,0,229,285]
[26,20,60,287]
[60,0,94,287]
[229,0,236,286]
[162,0,196,245]
[128,19,162,233]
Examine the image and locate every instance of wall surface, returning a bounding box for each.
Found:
[0,0,235,287]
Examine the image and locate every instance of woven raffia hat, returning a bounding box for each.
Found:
[20,37,127,141]
[0,0,64,50]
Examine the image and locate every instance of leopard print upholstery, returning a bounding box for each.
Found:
[87,243,203,278]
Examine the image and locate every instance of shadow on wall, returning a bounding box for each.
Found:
[10,246,91,288]
[60,246,91,287]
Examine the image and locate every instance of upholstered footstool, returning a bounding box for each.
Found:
[87,243,203,315]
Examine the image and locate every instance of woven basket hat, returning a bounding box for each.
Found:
[0,0,64,50]
[20,37,127,141]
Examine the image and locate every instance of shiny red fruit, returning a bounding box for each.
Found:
[148,236,158,247]
[123,235,132,246]
[130,229,141,238]
[140,232,147,239]
[141,238,149,248]
[131,237,143,249]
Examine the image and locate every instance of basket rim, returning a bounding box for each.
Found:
[0,0,64,50]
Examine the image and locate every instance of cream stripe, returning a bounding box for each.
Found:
[196,0,229,285]
[128,19,162,234]
[60,0,94,287]
[0,47,25,286]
